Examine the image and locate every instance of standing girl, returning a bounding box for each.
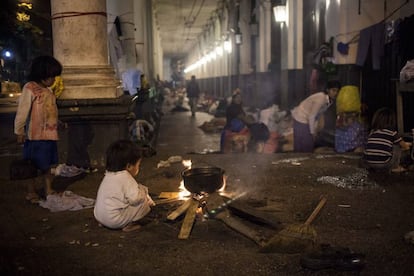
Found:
[14,56,63,203]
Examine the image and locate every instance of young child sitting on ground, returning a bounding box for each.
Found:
[94,140,155,232]
[361,107,412,173]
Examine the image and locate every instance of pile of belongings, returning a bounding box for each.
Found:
[400,59,414,83]
[335,85,367,153]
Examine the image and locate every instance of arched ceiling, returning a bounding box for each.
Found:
[153,0,222,59]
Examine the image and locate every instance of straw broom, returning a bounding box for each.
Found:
[260,196,327,254]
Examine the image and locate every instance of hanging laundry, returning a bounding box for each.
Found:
[356,22,385,70]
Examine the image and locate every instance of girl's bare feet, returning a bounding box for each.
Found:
[391,166,407,173]
[25,193,40,204]
[122,222,141,232]
[45,189,57,196]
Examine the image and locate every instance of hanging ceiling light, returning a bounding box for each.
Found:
[273,5,287,23]
[235,29,242,45]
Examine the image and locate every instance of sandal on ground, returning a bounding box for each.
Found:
[300,243,365,271]
[25,193,40,204]
[391,166,407,173]
[122,222,142,232]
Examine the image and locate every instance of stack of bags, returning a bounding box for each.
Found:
[335,85,366,153]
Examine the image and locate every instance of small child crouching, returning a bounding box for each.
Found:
[361,108,412,173]
[94,140,155,232]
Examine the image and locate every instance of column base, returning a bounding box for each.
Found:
[60,65,123,99]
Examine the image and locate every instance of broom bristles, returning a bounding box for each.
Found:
[260,224,317,253]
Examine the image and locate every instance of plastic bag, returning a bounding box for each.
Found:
[400,59,414,83]
[336,85,361,114]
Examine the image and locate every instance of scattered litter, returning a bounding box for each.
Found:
[92,243,99,247]
[29,236,36,240]
[39,190,95,212]
[187,149,220,154]
[69,240,76,244]
[404,231,414,244]
[157,160,171,168]
[85,242,91,246]
[272,157,309,165]
[51,163,85,177]
[273,154,361,167]
[338,204,351,208]
[83,229,90,233]
[317,168,378,190]
[202,148,217,153]
[316,154,361,160]
[168,155,182,163]
[157,156,191,168]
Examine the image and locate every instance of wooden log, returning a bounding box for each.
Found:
[167,198,192,220]
[255,204,283,212]
[158,192,180,199]
[154,197,182,205]
[207,193,267,247]
[178,199,199,239]
[226,200,281,229]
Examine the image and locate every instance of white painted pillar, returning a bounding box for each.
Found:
[239,0,251,74]
[133,0,147,75]
[106,0,136,72]
[152,18,163,81]
[287,0,303,70]
[51,0,122,99]
[258,0,272,72]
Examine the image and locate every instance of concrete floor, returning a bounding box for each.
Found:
[1,96,414,275]
[156,108,221,155]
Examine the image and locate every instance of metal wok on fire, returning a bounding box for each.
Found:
[181,166,225,194]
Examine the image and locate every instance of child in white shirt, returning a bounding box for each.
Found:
[94,140,155,232]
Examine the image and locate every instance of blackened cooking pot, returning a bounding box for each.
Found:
[181,167,225,194]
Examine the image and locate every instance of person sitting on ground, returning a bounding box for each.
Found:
[291,80,341,152]
[94,140,155,232]
[220,90,258,152]
[225,91,254,127]
[220,92,248,151]
[361,107,412,173]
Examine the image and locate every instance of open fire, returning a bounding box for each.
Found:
[163,159,262,243]
[178,160,226,200]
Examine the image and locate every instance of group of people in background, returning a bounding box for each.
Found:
[214,76,413,173]
[13,56,414,234]
[291,79,412,173]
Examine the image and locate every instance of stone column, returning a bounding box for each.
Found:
[134,0,148,75]
[51,0,131,169]
[51,0,122,99]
